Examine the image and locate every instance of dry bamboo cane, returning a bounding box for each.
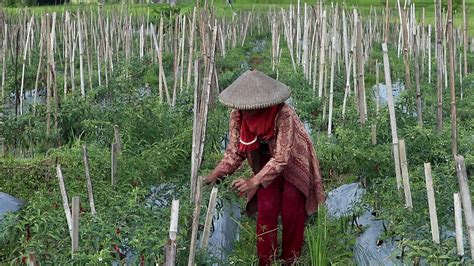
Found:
[190,59,201,201]
[328,24,337,135]
[296,0,301,64]
[20,16,34,116]
[179,16,186,93]
[447,0,457,157]
[201,187,218,249]
[34,20,43,115]
[317,10,327,98]
[71,196,79,258]
[454,193,465,256]
[375,60,380,116]
[356,18,366,124]
[456,155,474,258]
[57,164,73,239]
[82,144,96,216]
[1,24,7,110]
[151,23,163,101]
[165,199,180,266]
[186,8,197,87]
[111,142,118,187]
[428,25,432,83]
[435,0,443,133]
[414,29,423,126]
[63,13,69,96]
[188,177,203,266]
[401,6,412,91]
[424,163,440,244]
[398,139,413,210]
[462,0,468,77]
[172,16,180,107]
[382,43,403,190]
[77,12,85,97]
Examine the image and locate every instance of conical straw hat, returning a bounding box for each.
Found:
[219,69,291,110]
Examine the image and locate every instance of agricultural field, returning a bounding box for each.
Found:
[0,0,473,265]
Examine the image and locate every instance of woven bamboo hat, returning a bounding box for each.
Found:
[219,69,291,110]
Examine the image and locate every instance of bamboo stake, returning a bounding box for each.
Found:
[414,28,423,126]
[398,139,413,210]
[435,0,443,133]
[1,24,6,110]
[328,16,337,135]
[188,177,203,266]
[111,142,118,187]
[186,8,197,87]
[456,155,474,258]
[71,196,79,257]
[401,6,412,91]
[57,164,73,239]
[428,25,432,83]
[82,144,96,216]
[201,187,218,249]
[454,193,465,256]
[78,12,85,97]
[424,163,439,244]
[371,124,377,145]
[20,16,34,115]
[356,18,365,124]
[114,125,121,154]
[375,60,380,116]
[317,10,327,98]
[462,0,468,77]
[165,199,179,266]
[447,0,457,157]
[382,43,402,190]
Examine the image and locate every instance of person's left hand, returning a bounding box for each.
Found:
[231,177,259,193]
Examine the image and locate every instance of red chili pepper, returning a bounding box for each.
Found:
[21,256,27,264]
[115,227,121,235]
[140,255,145,266]
[114,244,125,259]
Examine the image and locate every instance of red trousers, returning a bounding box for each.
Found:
[256,175,307,266]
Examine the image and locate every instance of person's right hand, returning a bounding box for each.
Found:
[203,173,220,185]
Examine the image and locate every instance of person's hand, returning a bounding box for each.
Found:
[231,177,260,194]
[203,173,219,185]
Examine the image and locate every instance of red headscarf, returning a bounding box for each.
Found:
[239,105,281,152]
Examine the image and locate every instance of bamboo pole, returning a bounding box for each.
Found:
[71,196,79,257]
[188,177,203,266]
[414,28,423,126]
[78,12,85,97]
[447,0,457,157]
[19,16,34,116]
[111,142,118,187]
[356,18,365,124]
[57,164,73,239]
[462,0,468,77]
[424,163,439,244]
[328,11,337,135]
[454,193,465,256]
[186,8,197,88]
[165,199,179,266]
[82,144,96,216]
[398,139,413,210]
[201,187,218,249]
[456,155,474,258]
[435,0,443,133]
[428,25,432,83]
[401,6,412,91]
[382,43,402,190]
[317,10,327,98]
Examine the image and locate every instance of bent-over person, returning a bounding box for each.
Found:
[204,69,325,266]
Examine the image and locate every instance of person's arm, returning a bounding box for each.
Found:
[253,110,294,187]
[207,110,246,183]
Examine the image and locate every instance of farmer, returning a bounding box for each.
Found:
[204,69,325,265]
